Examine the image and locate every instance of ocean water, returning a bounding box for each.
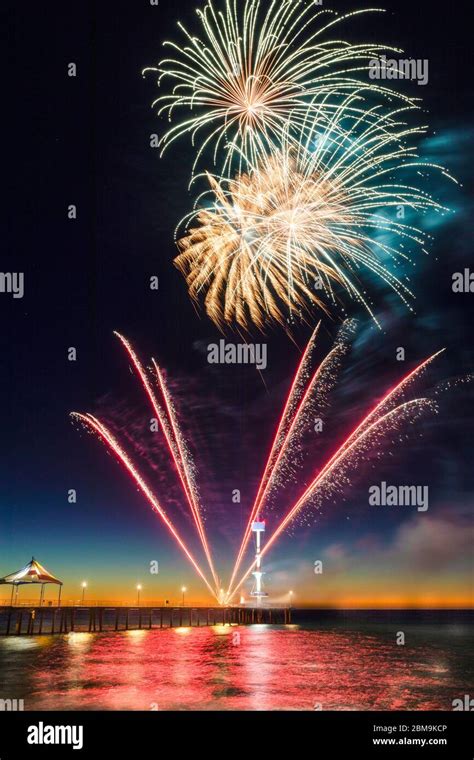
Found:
[0,613,472,711]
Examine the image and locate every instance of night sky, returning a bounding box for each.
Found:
[2,0,473,607]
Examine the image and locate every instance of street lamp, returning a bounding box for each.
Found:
[81,582,87,605]
[136,584,142,606]
[181,586,186,606]
[289,590,293,609]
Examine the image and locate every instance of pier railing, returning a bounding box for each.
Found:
[0,598,170,608]
[0,605,291,635]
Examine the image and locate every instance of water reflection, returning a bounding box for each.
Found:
[0,623,471,711]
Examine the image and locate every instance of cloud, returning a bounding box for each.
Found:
[389,511,473,573]
[323,504,473,576]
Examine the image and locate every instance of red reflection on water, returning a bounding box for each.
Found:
[0,626,467,710]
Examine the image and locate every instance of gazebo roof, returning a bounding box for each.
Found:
[0,557,62,585]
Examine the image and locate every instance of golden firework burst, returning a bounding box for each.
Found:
[175,102,454,331]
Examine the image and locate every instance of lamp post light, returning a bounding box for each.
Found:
[136,584,142,606]
[81,582,87,605]
[181,586,186,607]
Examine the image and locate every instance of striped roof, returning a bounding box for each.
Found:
[0,557,62,585]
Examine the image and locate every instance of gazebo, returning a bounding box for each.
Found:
[0,557,63,606]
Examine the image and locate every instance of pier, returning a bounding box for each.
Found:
[0,605,292,635]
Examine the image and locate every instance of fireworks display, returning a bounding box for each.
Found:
[113,332,220,591]
[71,2,461,600]
[143,0,456,331]
[73,324,444,602]
[176,107,453,330]
[3,0,473,724]
[226,326,445,599]
[145,1,416,177]
[73,333,221,602]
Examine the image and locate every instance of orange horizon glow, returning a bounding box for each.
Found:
[1,588,472,609]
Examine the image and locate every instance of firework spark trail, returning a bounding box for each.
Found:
[260,320,360,494]
[147,2,418,177]
[309,349,446,471]
[227,396,437,599]
[71,413,218,601]
[151,358,220,591]
[72,329,452,603]
[113,332,220,594]
[226,319,355,597]
[270,347,446,510]
[225,321,320,597]
[226,347,445,599]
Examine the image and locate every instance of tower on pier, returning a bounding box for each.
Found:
[250,520,268,602]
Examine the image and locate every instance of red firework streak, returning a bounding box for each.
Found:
[226,348,444,600]
[225,322,322,598]
[72,327,444,604]
[113,332,220,595]
[70,413,218,600]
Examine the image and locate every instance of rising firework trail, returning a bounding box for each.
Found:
[226,322,321,597]
[73,329,449,604]
[71,413,218,600]
[228,399,437,599]
[226,320,356,598]
[226,344,445,600]
[153,358,220,590]
[113,332,220,594]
